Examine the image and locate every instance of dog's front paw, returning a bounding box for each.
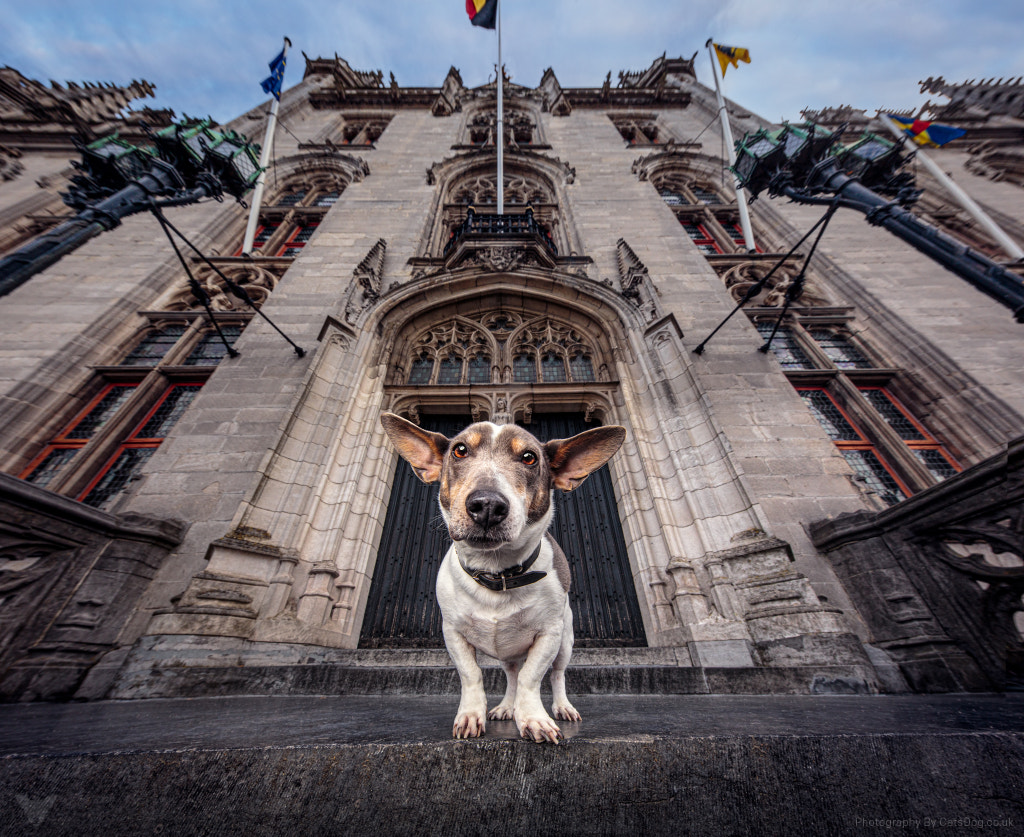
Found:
[552,700,581,723]
[516,712,563,744]
[453,710,486,739]
[487,701,515,721]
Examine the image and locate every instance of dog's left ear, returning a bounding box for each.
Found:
[380,412,450,484]
[545,425,626,491]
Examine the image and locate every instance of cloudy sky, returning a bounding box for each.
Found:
[3,0,1024,127]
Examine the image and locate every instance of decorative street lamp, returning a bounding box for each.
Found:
[0,120,262,298]
[731,122,1024,322]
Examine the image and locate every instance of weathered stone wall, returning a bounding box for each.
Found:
[0,473,184,701]
[811,435,1024,692]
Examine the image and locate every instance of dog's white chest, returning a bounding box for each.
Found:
[458,607,538,661]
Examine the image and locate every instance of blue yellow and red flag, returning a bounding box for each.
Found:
[466,0,497,29]
[713,44,751,76]
[887,114,966,148]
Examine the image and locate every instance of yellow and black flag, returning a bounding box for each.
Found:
[713,43,751,76]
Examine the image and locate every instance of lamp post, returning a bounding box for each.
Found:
[731,123,1024,322]
[0,121,262,298]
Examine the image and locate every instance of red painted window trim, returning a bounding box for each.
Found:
[19,383,138,479]
[75,383,204,502]
[795,386,912,497]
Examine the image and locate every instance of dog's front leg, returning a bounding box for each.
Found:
[443,624,487,738]
[514,631,564,743]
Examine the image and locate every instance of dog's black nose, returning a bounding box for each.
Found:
[465,489,510,529]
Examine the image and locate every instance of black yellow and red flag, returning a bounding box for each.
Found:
[466,0,497,29]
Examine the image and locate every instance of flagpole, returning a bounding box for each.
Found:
[496,0,504,214]
[880,115,1024,262]
[242,36,291,256]
[706,39,756,253]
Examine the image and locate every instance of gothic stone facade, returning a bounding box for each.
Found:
[0,57,1022,700]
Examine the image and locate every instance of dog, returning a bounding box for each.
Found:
[380,412,626,743]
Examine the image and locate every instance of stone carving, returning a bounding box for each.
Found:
[717,260,830,308]
[344,238,387,324]
[616,238,648,301]
[473,246,524,272]
[354,238,387,301]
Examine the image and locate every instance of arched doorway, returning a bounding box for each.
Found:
[360,296,646,648]
[359,412,646,648]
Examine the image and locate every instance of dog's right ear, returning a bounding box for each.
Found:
[380,413,450,484]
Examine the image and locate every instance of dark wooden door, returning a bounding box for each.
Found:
[360,413,646,647]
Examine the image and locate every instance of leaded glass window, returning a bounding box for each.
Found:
[121,325,187,367]
[64,385,136,439]
[809,329,872,369]
[184,326,242,366]
[314,190,340,206]
[22,448,79,488]
[840,449,907,506]
[692,186,724,205]
[408,355,433,385]
[541,354,567,383]
[914,449,959,481]
[82,448,157,510]
[278,191,307,206]
[513,354,537,383]
[438,357,463,385]
[757,324,814,370]
[136,385,202,439]
[570,355,595,382]
[860,389,926,440]
[798,390,862,441]
[467,356,491,384]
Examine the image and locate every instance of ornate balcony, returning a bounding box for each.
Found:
[443,206,557,257]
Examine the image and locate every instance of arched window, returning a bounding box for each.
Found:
[400,311,599,387]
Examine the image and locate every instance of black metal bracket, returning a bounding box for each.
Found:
[148,207,306,358]
[149,203,240,360]
[758,202,839,354]
[692,202,839,356]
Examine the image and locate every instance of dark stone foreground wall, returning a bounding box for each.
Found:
[811,435,1024,693]
[1,734,1022,836]
[0,473,184,702]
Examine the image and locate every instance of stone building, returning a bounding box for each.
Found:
[0,55,1021,702]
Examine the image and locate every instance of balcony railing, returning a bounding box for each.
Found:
[443,206,557,256]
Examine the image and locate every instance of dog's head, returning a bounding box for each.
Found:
[380,413,626,552]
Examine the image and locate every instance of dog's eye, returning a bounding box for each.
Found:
[452,443,469,459]
[521,451,537,466]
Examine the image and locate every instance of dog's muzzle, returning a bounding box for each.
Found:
[465,489,510,531]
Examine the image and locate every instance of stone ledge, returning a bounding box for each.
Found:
[108,662,881,700]
[1,732,1021,836]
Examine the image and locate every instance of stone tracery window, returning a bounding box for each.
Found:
[400,311,598,386]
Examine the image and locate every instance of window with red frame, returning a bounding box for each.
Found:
[20,384,138,489]
[277,221,319,257]
[858,388,960,481]
[796,388,909,506]
[726,223,762,253]
[233,222,281,257]
[78,383,203,510]
[680,221,722,254]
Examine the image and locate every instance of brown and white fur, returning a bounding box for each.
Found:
[380,413,626,743]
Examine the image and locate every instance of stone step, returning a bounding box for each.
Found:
[107,637,882,699]
[1,694,1022,836]
[109,661,880,700]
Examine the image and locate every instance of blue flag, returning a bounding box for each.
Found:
[260,48,287,100]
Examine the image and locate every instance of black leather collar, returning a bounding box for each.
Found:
[459,540,546,592]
